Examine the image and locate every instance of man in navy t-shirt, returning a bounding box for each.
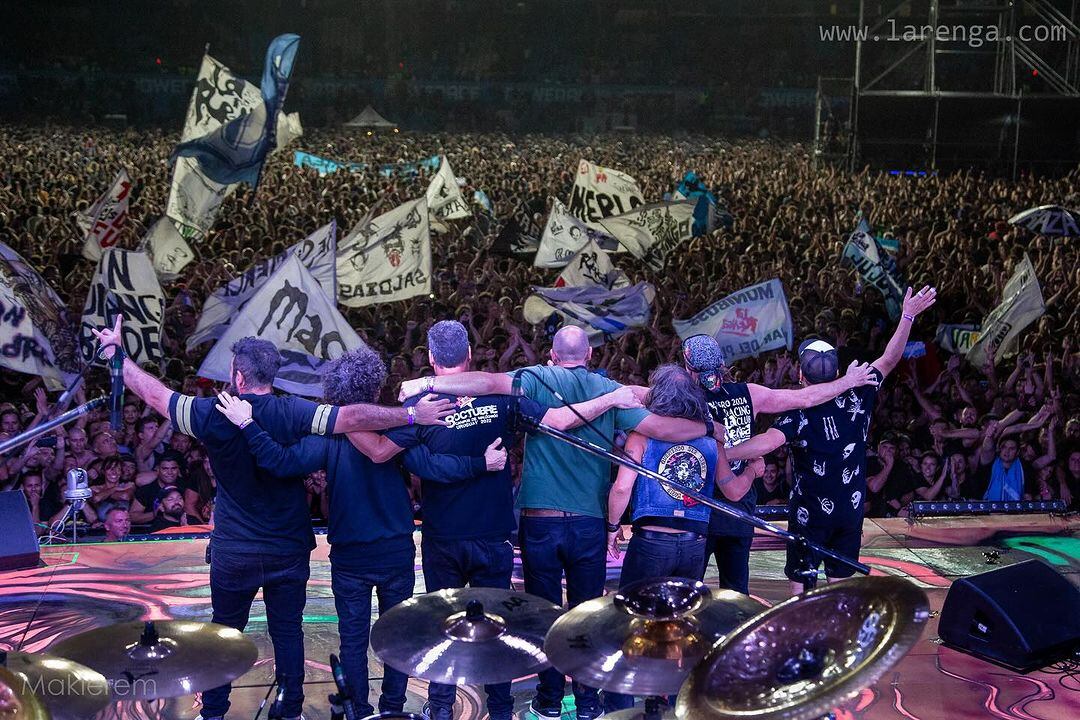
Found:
[727,285,937,594]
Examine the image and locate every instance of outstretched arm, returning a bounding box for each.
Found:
[872,286,937,379]
[399,371,514,401]
[725,428,787,462]
[93,317,173,417]
[541,386,643,431]
[749,361,878,414]
[331,394,453,433]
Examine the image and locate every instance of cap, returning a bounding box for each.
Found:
[682,335,725,373]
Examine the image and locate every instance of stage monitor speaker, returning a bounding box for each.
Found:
[939,559,1080,670]
[0,490,40,571]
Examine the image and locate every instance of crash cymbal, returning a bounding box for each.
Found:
[370,588,564,685]
[544,578,766,696]
[1,651,109,719]
[677,576,930,720]
[0,667,50,720]
[49,620,258,701]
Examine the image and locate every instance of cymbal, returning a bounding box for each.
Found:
[49,620,258,701]
[607,705,677,720]
[0,667,50,720]
[677,577,930,720]
[370,588,565,685]
[1,651,109,719]
[544,578,766,696]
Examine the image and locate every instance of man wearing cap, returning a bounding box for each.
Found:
[727,286,937,593]
[681,334,879,594]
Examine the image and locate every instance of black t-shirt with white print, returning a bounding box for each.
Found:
[773,368,883,528]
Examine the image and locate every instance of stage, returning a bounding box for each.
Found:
[3,515,1080,719]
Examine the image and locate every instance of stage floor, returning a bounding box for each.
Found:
[3,515,1080,719]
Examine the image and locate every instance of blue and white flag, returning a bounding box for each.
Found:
[673,278,793,362]
[842,218,905,319]
[522,282,655,345]
[473,190,494,215]
[935,323,981,354]
[294,150,362,176]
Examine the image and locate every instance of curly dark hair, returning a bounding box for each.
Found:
[322,345,387,405]
[645,364,710,422]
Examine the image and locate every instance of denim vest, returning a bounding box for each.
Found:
[631,435,719,528]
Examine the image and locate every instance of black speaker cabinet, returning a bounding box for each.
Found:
[0,490,41,571]
[939,559,1080,670]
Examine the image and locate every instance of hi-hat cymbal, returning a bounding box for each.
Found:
[0,667,50,720]
[677,576,930,720]
[370,588,564,685]
[1,651,109,719]
[49,620,258,701]
[544,578,766,696]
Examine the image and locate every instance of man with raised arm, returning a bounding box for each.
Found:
[92,317,452,720]
[397,325,720,720]
[726,286,937,595]
[680,334,879,595]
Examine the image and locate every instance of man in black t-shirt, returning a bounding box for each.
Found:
[728,285,937,594]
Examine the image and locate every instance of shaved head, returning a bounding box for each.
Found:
[552,326,591,365]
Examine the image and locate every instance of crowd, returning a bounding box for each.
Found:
[0,124,1078,541]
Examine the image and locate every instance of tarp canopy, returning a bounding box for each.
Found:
[344,105,397,128]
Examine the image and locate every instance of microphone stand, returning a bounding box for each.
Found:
[0,397,107,456]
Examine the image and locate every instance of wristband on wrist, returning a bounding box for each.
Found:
[605,522,620,533]
[424,376,436,393]
[902,314,915,322]
[407,406,416,425]
[239,418,253,429]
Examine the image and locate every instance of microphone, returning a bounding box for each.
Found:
[328,653,360,720]
[511,368,524,397]
[109,348,125,432]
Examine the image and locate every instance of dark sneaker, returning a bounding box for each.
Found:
[529,698,563,718]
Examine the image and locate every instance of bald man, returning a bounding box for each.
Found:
[399,325,718,720]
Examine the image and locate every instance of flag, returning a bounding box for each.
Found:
[935,323,981,355]
[426,156,471,220]
[187,221,337,349]
[80,250,165,366]
[842,218,905,319]
[596,199,699,272]
[294,150,359,176]
[675,170,722,236]
[0,242,81,389]
[337,198,431,307]
[554,239,630,290]
[967,255,1045,367]
[143,217,195,282]
[198,255,363,397]
[673,278,793,362]
[473,190,494,214]
[492,200,543,258]
[535,200,618,268]
[173,34,300,188]
[77,169,132,262]
[568,159,644,230]
[523,282,655,346]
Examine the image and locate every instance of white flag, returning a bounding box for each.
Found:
[568,159,645,230]
[967,255,1045,367]
[80,250,165,366]
[143,217,195,282]
[555,239,629,290]
[523,282,655,346]
[535,200,618,268]
[673,279,794,363]
[337,198,431,307]
[596,199,698,272]
[0,242,82,389]
[198,255,363,397]
[425,156,470,220]
[188,221,337,349]
[78,168,133,262]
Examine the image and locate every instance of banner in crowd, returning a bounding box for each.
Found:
[523,281,655,346]
[80,250,165,366]
[673,278,793,362]
[554,239,629,290]
[426,156,470,220]
[77,168,132,262]
[842,218,905,319]
[188,221,337,349]
[674,170,722,236]
[337,198,431,307]
[492,200,543,257]
[568,159,644,230]
[473,189,493,214]
[535,200,618,268]
[596,199,699,272]
[936,323,981,355]
[143,217,195,282]
[293,150,439,178]
[0,242,81,389]
[967,255,1045,367]
[198,255,362,397]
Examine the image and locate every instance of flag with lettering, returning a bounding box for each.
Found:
[78,168,133,262]
[492,200,543,258]
[188,221,337,349]
[80,250,165,366]
[337,198,431,307]
[523,282,655,346]
[842,217,905,319]
[967,255,1045,367]
[568,159,645,230]
[935,323,981,355]
[198,254,363,397]
[554,239,629,290]
[535,200,618,268]
[673,278,793,362]
[143,217,195,282]
[596,199,699,272]
[426,156,471,220]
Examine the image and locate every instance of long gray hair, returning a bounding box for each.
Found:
[645,364,710,422]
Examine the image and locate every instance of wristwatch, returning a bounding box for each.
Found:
[606,521,620,533]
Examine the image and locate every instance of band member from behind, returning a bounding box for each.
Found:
[727,286,937,594]
[681,334,879,594]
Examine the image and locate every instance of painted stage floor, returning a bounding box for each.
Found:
[3,515,1080,719]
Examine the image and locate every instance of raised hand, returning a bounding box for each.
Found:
[413,395,454,425]
[901,285,937,318]
[90,315,124,359]
[484,438,507,471]
[214,391,253,427]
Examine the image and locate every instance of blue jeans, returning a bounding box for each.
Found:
[201,549,310,718]
[422,536,515,720]
[705,534,753,595]
[331,556,415,715]
[606,530,707,713]
[518,515,607,717]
